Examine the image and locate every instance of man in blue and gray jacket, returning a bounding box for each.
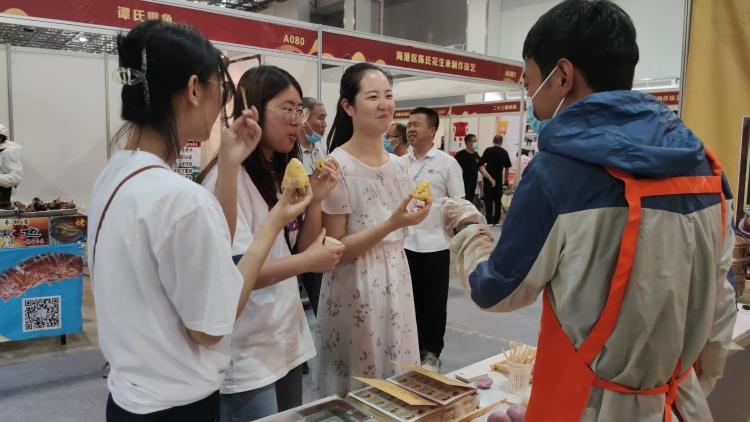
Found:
[446,1,736,421]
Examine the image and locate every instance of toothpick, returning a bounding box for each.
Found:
[240,86,249,111]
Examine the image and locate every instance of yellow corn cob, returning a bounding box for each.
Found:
[412,179,432,201]
[282,158,309,190]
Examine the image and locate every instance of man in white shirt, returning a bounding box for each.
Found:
[0,123,22,209]
[298,97,328,178]
[297,97,328,316]
[404,107,465,372]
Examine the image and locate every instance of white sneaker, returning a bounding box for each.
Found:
[421,352,442,373]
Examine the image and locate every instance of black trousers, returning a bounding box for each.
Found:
[0,186,11,209]
[299,272,323,316]
[483,182,502,224]
[107,391,219,422]
[275,364,303,412]
[405,249,450,357]
[463,181,477,204]
[465,191,475,203]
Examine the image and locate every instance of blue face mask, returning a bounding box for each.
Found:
[383,136,395,153]
[471,143,479,152]
[526,67,565,134]
[306,132,322,144]
[304,122,322,144]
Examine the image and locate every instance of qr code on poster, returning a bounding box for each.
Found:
[22,296,62,332]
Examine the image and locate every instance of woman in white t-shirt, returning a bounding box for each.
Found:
[200,65,345,422]
[89,22,311,421]
[312,63,431,397]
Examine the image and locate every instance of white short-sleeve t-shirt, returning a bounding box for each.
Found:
[202,166,316,394]
[88,151,243,414]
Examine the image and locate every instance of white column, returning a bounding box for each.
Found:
[344,0,355,30]
[344,0,380,33]
[486,0,502,57]
[466,0,488,54]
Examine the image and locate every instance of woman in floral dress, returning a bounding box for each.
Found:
[313,63,431,397]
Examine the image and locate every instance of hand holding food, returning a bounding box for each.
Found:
[310,158,341,204]
[270,179,312,226]
[220,106,261,166]
[302,229,345,273]
[389,195,432,229]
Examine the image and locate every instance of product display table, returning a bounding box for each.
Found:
[256,354,525,422]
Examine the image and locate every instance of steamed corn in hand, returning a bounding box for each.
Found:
[282,158,310,190]
[412,179,432,202]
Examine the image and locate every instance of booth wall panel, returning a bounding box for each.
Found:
[263,56,319,99]
[435,117,447,150]
[0,46,9,133]
[321,80,339,148]
[10,48,107,207]
[477,115,497,153]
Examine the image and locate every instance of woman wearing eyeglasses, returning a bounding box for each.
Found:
[199,65,344,422]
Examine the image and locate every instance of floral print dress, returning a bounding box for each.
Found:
[312,148,420,398]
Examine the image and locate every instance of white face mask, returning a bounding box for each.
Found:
[525,67,566,134]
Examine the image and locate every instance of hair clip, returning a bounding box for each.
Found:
[113,67,146,86]
[112,47,150,106]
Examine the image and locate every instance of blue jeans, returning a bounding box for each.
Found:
[220,383,276,422]
[219,365,302,422]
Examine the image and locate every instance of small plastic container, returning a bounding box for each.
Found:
[506,362,532,394]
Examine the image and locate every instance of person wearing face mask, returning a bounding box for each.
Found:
[386,123,408,156]
[297,97,329,318]
[481,135,512,225]
[444,1,735,421]
[299,97,328,177]
[454,134,494,204]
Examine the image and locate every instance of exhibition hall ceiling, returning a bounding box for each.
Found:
[188,0,276,12]
[0,23,116,54]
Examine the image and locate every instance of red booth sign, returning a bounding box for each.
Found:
[0,0,318,56]
[652,91,679,106]
[451,101,521,115]
[323,31,522,84]
[394,101,521,118]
